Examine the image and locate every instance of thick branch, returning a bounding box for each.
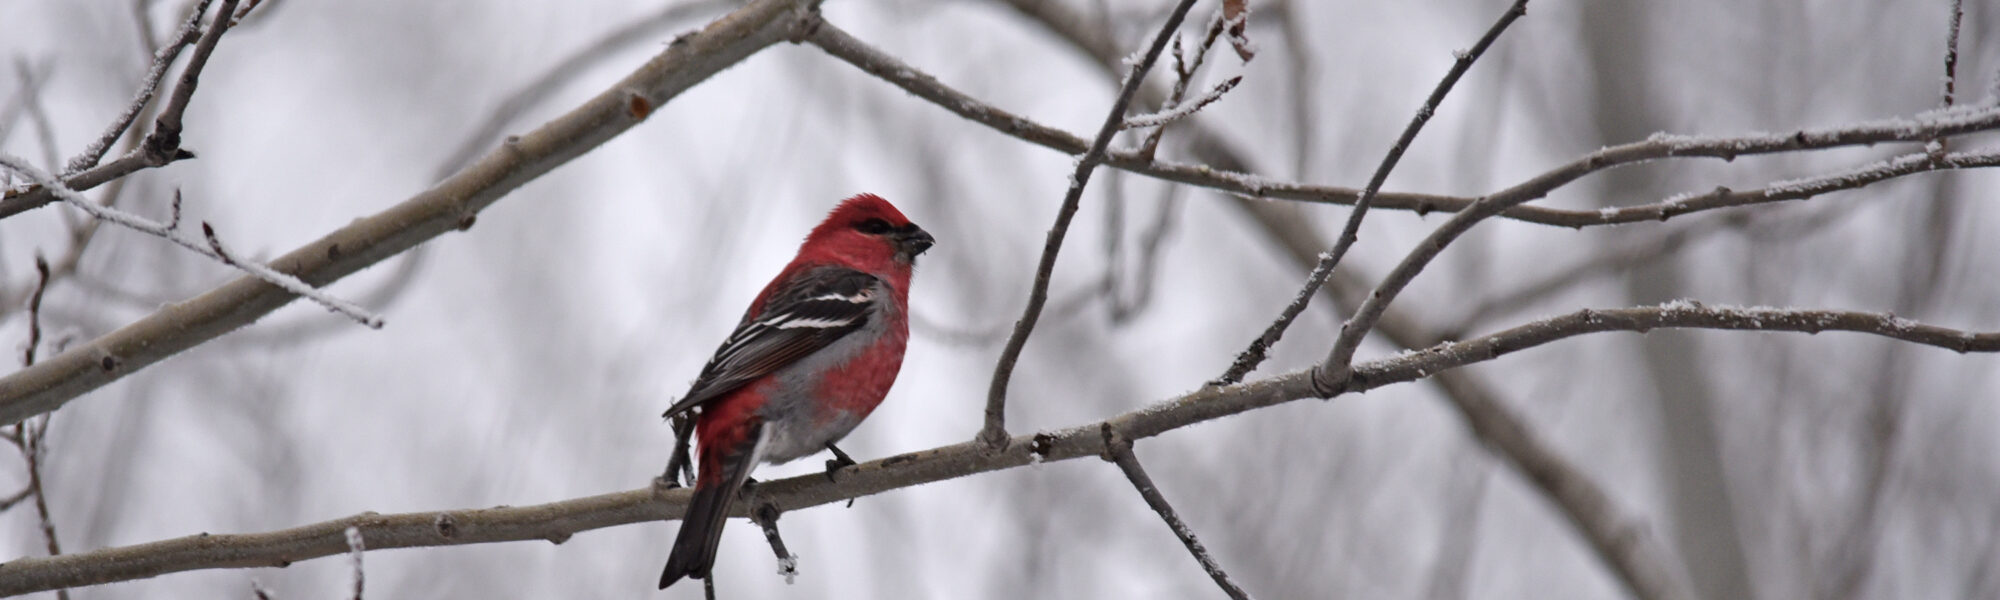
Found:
[4,301,1990,594]
[0,0,822,426]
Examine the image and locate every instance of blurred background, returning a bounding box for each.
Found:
[2,0,1998,598]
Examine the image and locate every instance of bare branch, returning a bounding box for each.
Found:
[0,0,822,427]
[432,0,732,179]
[806,22,2000,232]
[144,0,239,163]
[11,412,67,600]
[1356,302,2000,390]
[749,501,798,584]
[980,0,1202,449]
[0,0,232,220]
[11,59,62,171]
[200,221,385,328]
[1313,108,2000,392]
[1426,370,1694,600]
[1120,75,1241,130]
[63,0,212,175]
[231,0,268,25]
[0,150,196,220]
[3,295,1996,594]
[0,64,50,155]
[22,255,49,366]
[1101,425,1253,600]
[1215,0,1529,386]
[0,485,32,512]
[344,526,364,600]
[1942,0,1964,109]
[0,155,385,328]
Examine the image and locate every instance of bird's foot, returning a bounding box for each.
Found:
[823,443,858,482]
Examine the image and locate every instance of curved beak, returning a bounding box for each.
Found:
[895,224,935,258]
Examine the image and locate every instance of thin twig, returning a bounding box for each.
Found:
[979,0,1202,449]
[1121,76,1241,130]
[23,255,50,366]
[1132,7,1231,157]
[750,502,798,584]
[0,150,196,220]
[0,64,52,155]
[1426,369,1693,600]
[1108,185,1181,323]
[1313,134,2000,393]
[19,413,67,600]
[1274,0,1315,177]
[0,0,233,220]
[1100,425,1252,600]
[145,0,239,163]
[804,23,2000,229]
[13,59,63,170]
[344,526,364,600]
[1355,302,2000,391]
[231,0,268,25]
[1214,0,1529,386]
[0,486,33,512]
[0,155,385,327]
[64,0,212,175]
[1942,0,1964,109]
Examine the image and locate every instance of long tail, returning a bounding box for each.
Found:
[660,422,764,589]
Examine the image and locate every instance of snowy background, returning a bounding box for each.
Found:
[2,0,1998,598]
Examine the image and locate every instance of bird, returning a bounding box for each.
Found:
[658,193,934,589]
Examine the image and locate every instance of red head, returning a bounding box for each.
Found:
[794,193,934,279]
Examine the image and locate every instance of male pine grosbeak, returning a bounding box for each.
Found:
[658,193,934,589]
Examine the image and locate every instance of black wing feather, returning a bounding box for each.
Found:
[662,267,880,418]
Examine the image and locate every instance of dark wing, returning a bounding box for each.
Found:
[662,267,880,418]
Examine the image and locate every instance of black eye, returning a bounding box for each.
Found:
[855,218,893,234]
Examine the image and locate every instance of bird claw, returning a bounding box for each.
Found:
[823,443,858,482]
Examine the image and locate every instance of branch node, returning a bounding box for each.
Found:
[432,513,457,539]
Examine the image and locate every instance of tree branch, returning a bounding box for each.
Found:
[980,0,1201,449]
[0,0,228,220]
[1101,425,1252,600]
[1214,0,1528,386]
[1353,302,2000,390]
[1313,106,2000,393]
[3,299,1989,594]
[1425,369,1693,600]
[0,156,384,328]
[62,0,212,175]
[431,0,733,179]
[0,0,825,427]
[804,15,2000,235]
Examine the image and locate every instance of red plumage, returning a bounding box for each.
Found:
[659,194,933,589]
